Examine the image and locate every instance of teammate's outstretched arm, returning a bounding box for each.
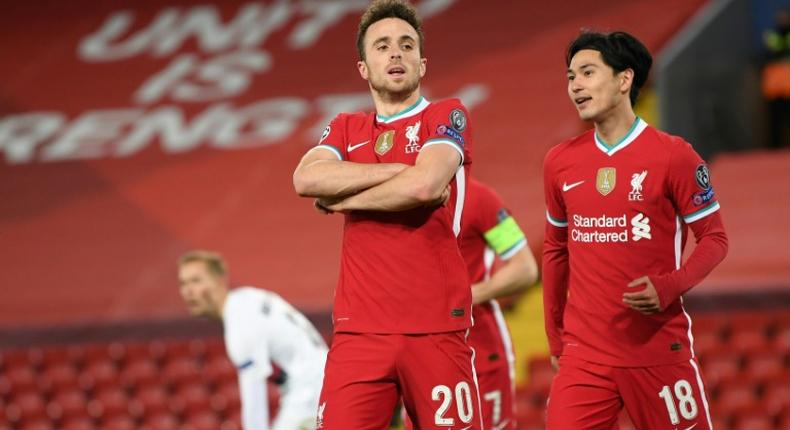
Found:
[472,245,539,305]
[293,147,407,198]
[319,143,460,212]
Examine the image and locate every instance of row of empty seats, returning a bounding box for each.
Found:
[1,309,787,429]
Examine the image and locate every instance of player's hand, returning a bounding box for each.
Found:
[550,355,560,372]
[425,184,451,207]
[622,276,662,315]
[316,196,350,214]
[314,199,334,214]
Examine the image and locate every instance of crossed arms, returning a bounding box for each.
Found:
[293,144,461,212]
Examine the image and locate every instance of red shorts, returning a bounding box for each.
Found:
[547,355,713,430]
[317,331,482,429]
[405,360,514,430]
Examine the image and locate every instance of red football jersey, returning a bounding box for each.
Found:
[543,118,722,367]
[315,97,473,334]
[459,178,525,374]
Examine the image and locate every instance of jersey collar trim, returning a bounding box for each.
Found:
[594,117,647,156]
[375,97,430,124]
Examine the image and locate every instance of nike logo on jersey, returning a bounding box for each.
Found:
[562,180,585,191]
[347,140,370,152]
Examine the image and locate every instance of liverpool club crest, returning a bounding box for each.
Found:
[596,167,616,196]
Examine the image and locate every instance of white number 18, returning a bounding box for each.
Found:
[658,379,698,425]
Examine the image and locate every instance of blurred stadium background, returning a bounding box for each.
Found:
[1,0,788,429]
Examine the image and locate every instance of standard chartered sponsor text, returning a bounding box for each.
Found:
[572,214,629,243]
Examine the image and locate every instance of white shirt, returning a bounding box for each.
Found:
[223,287,328,430]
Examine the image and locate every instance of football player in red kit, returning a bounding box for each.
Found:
[293,1,482,428]
[405,178,539,430]
[543,30,728,429]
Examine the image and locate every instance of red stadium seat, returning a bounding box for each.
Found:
[17,418,54,430]
[213,381,241,413]
[60,416,96,430]
[160,357,200,385]
[89,387,129,419]
[164,338,207,361]
[174,382,212,416]
[133,384,170,416]
[183,410,221,430]
[4,366,38,393]
[8,391,47,423]
[101,414,136,430]
[119,359,159,388]
[39,362,79,394]
[728,327,770,354]
[702,352,741,388]
[79,359,119,391]
[219,418,240,430]
[1,349,29,370]
[117,342,165,366]
[49,388,88,421]
[732,411,775,430]
[742,348,785,382]
[776,324,790,353]
[203,338,227,360]
[204,355,236,385]
[714,381,759,415]
[764,377,790,416]
[692,330,723,359]
[141,412,179,430]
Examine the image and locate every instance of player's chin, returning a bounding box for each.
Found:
[577,109,595,122]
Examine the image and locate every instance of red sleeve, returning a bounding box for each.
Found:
[542,147,569,357]
[423,99,472,167]
[652,141,728,307]
[313,115,347,160]
[652,209,728,307]
[476,181,506,232]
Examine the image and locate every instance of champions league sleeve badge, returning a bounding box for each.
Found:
[449,109,467,132]
[695,164,711,189]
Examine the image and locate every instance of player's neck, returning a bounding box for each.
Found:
[593,108,638,147]
[371,88,422,118]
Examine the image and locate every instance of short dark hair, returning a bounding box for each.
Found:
[566,30,653,106]
[357,0,424,60]
[178,250,227,278]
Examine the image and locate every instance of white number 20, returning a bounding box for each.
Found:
[658,379,698,425]
[432,382,474,425]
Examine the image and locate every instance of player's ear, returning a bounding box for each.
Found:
[357,60,369,80]
[620,68,634,94]
[419,57,427,78]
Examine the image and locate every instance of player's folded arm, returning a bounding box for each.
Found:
[293,146,406,198]
[328,143,461,212]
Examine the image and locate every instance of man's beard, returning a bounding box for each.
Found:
[370,73,420,104]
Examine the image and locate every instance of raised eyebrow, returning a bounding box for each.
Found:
[399,35,416,44]
[372,36,391,46]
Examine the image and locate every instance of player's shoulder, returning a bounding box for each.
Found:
[225,287,265,314]
[646,126,700,159]
[331,111,371,127]
[429,97,466,110]
[544,129,594,166]
[468,178,498,203]
[425,98,470,132]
